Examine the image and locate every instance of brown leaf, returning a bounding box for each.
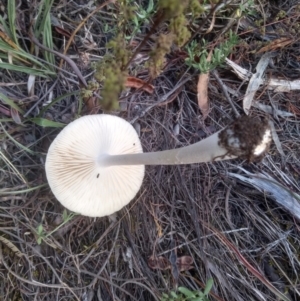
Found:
[148,255,194,272]
[125,76,154,94]
[257,37,293,54]
[197,49,212,119]
[148,256,170,270]
[0,104,11,116]
[0,30,31,65]
[289,103,300,116]
[176,256,194,271]
[10,108,22,124]
[243,53,274,115]
[54,26,78,53]
[129,40,140,47]
[197,73,210,119]
[54,26,72,39]
[83,96,98,112]
[0,30,19,49]
[153,217,163,238]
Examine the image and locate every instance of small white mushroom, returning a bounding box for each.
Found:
[45,114,272,217]
[45,115,145,217]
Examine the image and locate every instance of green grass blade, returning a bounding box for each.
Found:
[0,123,36,155]
[39,91,80,115]
[0,150,27,184]
[203,278,213,296]
[7,0,19,45]
[34,0,55,38]
[43,12,55,68]
[0,62,54,77]
[0,118,13,122]
[0,184,47,195]
[0,92,24,113]
[33,0,56,69]
[30,118,65,128]
[0,40,56,72]
[0,15,13,39]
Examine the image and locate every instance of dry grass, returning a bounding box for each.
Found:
[1,0,300,300]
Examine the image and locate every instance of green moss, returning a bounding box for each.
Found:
[119,0,136,21]
[159,0,189,18]
[94,54,114,82]
[101,64,126,111]
[92,34,130,111]
[169,14,191,47]
[81,81,100,99]
[275,10,286,20]
[144,0,207,76]
[106,34,130,69]
[94,57,126,111]
[188,0,205,18]
[147,33,174,78]
[32,269,40,278]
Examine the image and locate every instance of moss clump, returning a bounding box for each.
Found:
[119,0,136,21]
[93,34,130,111]
[106,34,130,69]
[159,0,189,18]
[94,54,114,82]
[145,0,207,76]
[101,63,126,111]
[169,14,191,47]
[94,57,126,111]
[188,0,205,18]
[275,10,286,20]
[81,81,100,99]
[147,33,174,78]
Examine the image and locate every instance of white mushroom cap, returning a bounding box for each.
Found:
[45,114,145,217]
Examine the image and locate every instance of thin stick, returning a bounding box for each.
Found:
[212,69,240,118]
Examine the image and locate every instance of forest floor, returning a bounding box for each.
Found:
[0,0,300,300]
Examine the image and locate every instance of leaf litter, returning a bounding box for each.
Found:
[0,1,300,301]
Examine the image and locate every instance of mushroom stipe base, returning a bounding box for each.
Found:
[218,116,271,162]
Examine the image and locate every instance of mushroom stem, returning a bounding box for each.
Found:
[99,130,230,166]
[99,116,272,167]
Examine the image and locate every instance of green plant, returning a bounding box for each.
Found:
[188,0,205,19]
[158,0,189,18]
[185,30,238,73]
[0,0,56,76]
[127,0,155,39]
[93,35,128,111]
[35,210,77,245]
[238,0,256,17]
[158,0,201,47]
[161,279,213,301]
[169,14,191,47]
[147,33,174,78]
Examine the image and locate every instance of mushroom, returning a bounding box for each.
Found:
[45,114,272,217]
